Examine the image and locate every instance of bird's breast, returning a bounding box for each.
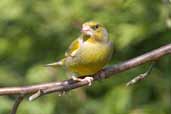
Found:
[65,41,113,75]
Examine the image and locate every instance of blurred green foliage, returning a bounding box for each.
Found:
[0,0,170,114]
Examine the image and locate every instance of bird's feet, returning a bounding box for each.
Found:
[71,76,94,86]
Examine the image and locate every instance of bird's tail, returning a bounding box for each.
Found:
[45,59,65,67]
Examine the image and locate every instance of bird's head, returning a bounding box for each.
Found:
[81,21,108,42]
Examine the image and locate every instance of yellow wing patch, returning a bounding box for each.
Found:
[65,38,82,57]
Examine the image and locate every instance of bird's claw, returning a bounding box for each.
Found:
[71,76,94,86]
[83,77,94,86]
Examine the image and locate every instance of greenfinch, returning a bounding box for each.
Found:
[46,21,113,85]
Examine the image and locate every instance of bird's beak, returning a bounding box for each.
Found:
[81,25,93,36]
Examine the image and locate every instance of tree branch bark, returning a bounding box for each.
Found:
[0,44,171,100]
[10,95,25,114]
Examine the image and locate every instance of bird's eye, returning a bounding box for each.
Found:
[95,24,99,29]
[92,24,99,30]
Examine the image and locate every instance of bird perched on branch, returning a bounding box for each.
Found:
[46,21,113,85]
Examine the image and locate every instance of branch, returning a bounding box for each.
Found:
[126,61,156,86]
[10,95,25,114]
[0,44,171,100]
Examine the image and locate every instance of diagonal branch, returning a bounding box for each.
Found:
[0,44,170,100]
[10,95,25,114]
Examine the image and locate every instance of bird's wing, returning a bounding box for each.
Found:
[65,37,83,57]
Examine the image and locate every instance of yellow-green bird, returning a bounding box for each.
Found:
[46,21,113,85]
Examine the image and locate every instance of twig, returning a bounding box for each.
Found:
[162,0,171,28]
[29,89,43,101]
[10,95,25,114]
[0,44,170,100]
[126,61,156,86]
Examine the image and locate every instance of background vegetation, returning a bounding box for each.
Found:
[0,0,170,114]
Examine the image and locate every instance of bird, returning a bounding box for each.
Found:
[46,21,113,85]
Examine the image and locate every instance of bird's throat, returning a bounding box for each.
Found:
[83,34,91,41]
